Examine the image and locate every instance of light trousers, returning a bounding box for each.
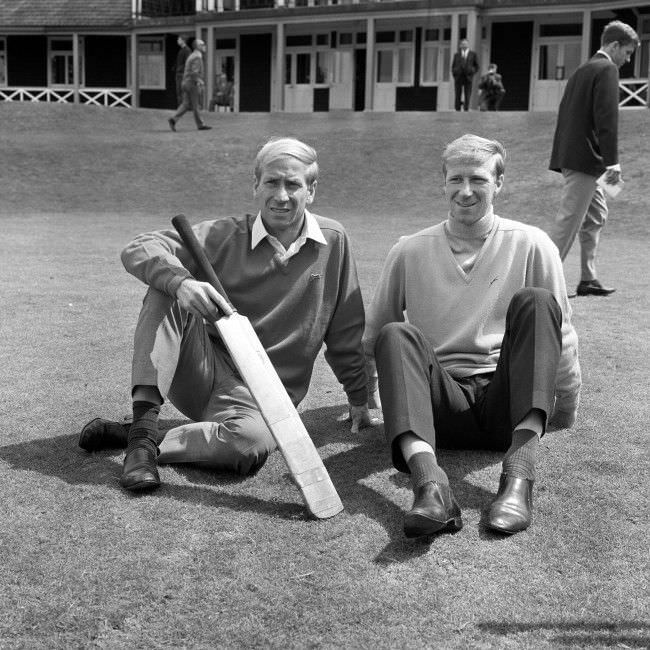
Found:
[131,288,276,475]
[550,169,608,282]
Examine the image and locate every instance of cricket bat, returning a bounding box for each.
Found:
[171,214,344,519]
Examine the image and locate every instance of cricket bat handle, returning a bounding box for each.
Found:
[171,214,233,312]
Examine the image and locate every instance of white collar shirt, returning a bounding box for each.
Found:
[251,210,327,264]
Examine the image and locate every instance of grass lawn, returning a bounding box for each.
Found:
[0,103,648,649]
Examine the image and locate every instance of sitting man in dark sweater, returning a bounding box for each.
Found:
[80,137,375,490]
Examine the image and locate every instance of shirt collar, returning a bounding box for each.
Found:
[596,49,613,63]
[251,210,327,250]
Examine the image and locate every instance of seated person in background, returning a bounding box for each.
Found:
[209,72,234,111]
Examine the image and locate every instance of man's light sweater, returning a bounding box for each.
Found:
[363,213,581,417]
[121,213,368,407]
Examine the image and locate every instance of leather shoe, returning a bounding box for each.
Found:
[79,418,129,451]
[198,124,212,130]
[487,473,533,534]
[404,481,463,538]
[120,444,160,491]
[168,117,176,132]
[576,279,615,296]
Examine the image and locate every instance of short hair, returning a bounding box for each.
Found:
[254,137,319,184]
[601,21,640,48]
[442,134,506,178]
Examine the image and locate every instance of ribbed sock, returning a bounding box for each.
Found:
[502,428,539,481]
[126,401,160,454]
[407,451,449,488]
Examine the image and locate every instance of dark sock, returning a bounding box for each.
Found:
[407,451,449,488]
[127,401,160,454]
[502,428,539,481]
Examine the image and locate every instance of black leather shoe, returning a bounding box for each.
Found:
[198,124,212,130]
[576,279,615,296]
[404,482,463,538]
[120,444,160,491]
[79,418,129,451]
[487,473,533,534]
[168,117,176,132]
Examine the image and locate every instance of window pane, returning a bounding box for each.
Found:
[564,43,581,78]
[316,51,331,83]
[441,46,450,81]
[397,48,413,82]
[52,54,72,84]
[422,46,438,82]
[0,55,5,85]
[296,53,310,83]
[333,50,353,83]
[285,54,291,83]
[377,50,393,82]
[51,39,72,51]
[399,30,413,43]
[539,44,559,80]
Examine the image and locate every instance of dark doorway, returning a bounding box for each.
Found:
[490,22,533,110]
[239,34,271,111]
[354,48,366,111]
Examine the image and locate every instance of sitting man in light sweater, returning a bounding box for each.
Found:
[363,134,581,537]
[79,137,374,490]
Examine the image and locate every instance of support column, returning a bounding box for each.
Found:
[72,32,80,104]
[275,22,285,111]
[581,9,592,62]
[466,10,479,109]
[206,25,215,110]
[450,13,460,110]
[131,32,139,108]
[364,17,375,111]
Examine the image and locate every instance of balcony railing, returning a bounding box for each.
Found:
[0,87,133,107]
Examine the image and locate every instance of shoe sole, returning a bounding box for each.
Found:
[404,513,463,538]
[120,477,161,491]
[486,521,528,535]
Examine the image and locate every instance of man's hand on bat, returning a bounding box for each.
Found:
[176,278,234,320]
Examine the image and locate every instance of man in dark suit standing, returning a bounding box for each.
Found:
[549,21,639,297]
[451,39,479,111]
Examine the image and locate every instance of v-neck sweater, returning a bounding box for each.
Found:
[363,215,581,414]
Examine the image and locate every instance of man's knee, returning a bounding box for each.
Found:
[376,322,421,354]
[217,416,276,476]
[508,288,561,324]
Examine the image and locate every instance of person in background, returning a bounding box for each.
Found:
[478,63,506,111]
[451,39,479,111]
[173,35,191,107]
[548,20,640,297]
[168,38,211,132]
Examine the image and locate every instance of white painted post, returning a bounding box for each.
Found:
[275,22,285,111]
[581,9,592,62]
[364,17,374,111]
[72,32,80,104]
[206,25,215,109]
[131,32,139,107]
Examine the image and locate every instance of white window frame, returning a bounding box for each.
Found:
[48,36,84,87]
[375,30,415,86]
[420,28,451,85]
[0,37,6,87]
[138,36,166,90]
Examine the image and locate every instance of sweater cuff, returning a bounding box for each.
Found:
[167,270,193,298]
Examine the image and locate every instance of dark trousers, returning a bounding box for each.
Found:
[375,288,562,472]
[454,78,473,111]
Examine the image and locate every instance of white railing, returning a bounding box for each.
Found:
[0,87,75,102]
[0,87,133,107]
[79,89,133,107]
[619,79,649,109]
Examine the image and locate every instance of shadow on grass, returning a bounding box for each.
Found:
[0,407,509,542]
[477,620,650,648]
[302,405,507,560]
[0,420,304,521]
